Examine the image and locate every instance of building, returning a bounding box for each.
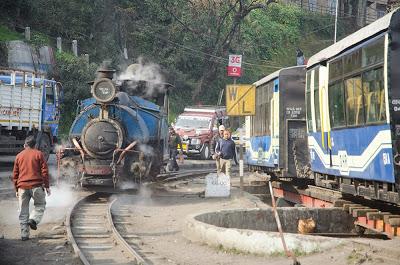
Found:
[282,0,389,26]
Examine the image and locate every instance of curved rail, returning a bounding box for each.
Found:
[108,198,147,264]
[66,193,148,265]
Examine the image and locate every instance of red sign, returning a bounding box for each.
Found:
[0,107,21,117]
[227,55,242,77]
[227,66,242,77]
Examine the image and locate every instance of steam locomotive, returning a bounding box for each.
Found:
[60,65,170,187]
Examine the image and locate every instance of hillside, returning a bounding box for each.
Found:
[0,0,358,136]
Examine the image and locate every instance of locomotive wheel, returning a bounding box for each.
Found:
[200,144,210,160]
[37,133,51,161]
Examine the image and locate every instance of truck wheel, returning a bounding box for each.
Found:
[38,134,51,161]
[200,144,210,160]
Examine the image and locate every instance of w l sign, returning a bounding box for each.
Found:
[226,84,255,116]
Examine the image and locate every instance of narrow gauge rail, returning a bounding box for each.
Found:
[66,168,216,265]
[66,193,147,265]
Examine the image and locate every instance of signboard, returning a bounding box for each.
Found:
[226,84,255,116]
[227,54,242,77]
[205,173,230,197]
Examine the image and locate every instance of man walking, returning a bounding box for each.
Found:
[13,136,50,241]
[215,129,237,177]
[211,125,225,173]
[168,127,183,171]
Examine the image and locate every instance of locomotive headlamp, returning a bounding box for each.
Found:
[92,78,116,103]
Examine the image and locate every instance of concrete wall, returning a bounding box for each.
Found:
[195,208,355,233]
[5,40,55,75]
[184,208,349,255]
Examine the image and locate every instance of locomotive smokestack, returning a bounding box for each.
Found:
[96,68,116,80]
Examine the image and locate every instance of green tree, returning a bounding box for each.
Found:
[55,52,98,137]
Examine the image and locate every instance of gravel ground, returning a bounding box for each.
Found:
[1,158,400,265]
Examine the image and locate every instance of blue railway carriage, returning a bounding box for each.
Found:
[306,9,400,204]
[246,66,309,178]
[0,68,61,159]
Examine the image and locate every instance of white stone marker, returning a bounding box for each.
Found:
[205,173,230,197]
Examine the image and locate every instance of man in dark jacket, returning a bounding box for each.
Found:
[13,136,50,241]
[215,129,237,176]
[168,127,182,171]
[211,125,225,172]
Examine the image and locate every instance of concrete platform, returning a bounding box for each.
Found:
[183,208,352,256]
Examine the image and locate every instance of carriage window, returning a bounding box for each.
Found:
[329,59,342,80]
[363,68,385,123]
[345,76,364,126]
[314,69,321,131]
[343,50,361,74]
[329,82,346,128]
[306,72,313,131]
[362,37,384,67]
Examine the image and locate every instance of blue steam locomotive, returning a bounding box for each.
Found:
[61,65,170,187]
[247,9,400,205]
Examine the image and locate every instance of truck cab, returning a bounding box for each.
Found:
[174,106,227,160]
[0,69,62,159]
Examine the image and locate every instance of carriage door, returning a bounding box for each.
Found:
[271,79,280,166]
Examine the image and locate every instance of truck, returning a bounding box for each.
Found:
[0,68,62,160]
[174,106,228,160]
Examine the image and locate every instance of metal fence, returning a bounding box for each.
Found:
[282,0,387,25]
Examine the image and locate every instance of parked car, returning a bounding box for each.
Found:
[174,106,228,159]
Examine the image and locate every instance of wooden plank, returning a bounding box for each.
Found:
[383,215,400,223]
[352,208,378,218]
[333,200,351,207]
[343,203,362,212]
[388,218,400,227]
[366,212,390,220]
[349,206,369,215]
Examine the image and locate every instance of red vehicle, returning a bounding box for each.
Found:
[174,106,228,160]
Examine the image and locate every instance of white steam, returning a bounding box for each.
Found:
[41,182,76,224]
[118,57,166,97]
[138,144,155,157]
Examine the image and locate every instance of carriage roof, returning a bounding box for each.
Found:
[307,9,398,68]
[253,65,305,87]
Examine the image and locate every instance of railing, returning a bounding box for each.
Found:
[282,0,387,25]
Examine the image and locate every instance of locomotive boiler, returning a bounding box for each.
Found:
[60,66,170,187]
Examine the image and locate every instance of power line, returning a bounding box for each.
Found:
[127,20,285,69]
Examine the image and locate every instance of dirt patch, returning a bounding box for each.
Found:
[0,171,399,265]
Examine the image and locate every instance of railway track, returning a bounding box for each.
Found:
[66,193,147,265]
[67,168,215,264]
[270,180,400,238]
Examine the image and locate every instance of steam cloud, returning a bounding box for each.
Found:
[138,144,155,157]
[118,57,167,98]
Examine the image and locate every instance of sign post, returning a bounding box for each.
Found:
[226,83,255,192]
[226,54,255,193]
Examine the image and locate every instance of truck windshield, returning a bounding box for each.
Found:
[175,116,211,129]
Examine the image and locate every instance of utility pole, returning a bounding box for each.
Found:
[334,0,339,43]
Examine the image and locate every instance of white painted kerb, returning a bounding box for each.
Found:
[183,210,343,256]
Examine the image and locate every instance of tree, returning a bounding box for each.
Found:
[149,0,276,101]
